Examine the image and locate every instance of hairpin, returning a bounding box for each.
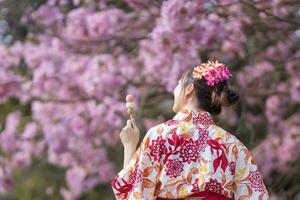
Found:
[192,60,232,86]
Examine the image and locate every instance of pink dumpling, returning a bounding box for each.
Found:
[126,94,134,102]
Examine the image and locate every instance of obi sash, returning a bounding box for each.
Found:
[155,190,233,200]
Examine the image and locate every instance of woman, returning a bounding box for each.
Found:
[111,61,269,200]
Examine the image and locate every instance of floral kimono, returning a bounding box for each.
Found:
[111,108,269,200]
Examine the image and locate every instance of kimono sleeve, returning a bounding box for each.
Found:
[111,126,162,200]
[232,140,269,200]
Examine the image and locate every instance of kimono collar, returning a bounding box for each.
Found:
[173,108,215,126]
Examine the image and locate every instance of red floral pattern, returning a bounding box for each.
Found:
[207,138,228,173]
[165,158,184,178]
[111,175,134,199]
[164,119,179,126]
[128,165,142,187]
[191,178,200,193]
[193,112,214,125]
[249,169,265,192]
[179,138,200,164]
[162,128,184,164]
[205,178,223,194]
[149,135,167,162]
[198,126,209,152]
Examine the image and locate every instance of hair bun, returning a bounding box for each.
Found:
[223,88,239,106]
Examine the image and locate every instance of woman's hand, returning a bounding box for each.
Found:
[120,115,140,149]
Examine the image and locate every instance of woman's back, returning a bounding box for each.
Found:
[111,108,269,199]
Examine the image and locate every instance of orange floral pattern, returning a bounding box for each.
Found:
[111,108,269,200]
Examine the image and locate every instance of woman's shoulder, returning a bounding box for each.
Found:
[146,120,179,136]
[144,119,185,140]
[146,119,250,149]
[207,124,249,148]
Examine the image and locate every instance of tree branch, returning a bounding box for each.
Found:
[241,0,300,26]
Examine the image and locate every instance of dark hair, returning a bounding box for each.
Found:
[180,69,239,115]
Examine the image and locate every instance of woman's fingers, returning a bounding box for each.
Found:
[130,115,135,126]
[126,117,134,129]
[121,125,129,132]
[126,119,132,129]
[120,117,140,147]
[121,120,133,133]
[130,115,138,130]
[121,119,136,135]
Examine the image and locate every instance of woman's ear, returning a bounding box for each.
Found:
[184,83,195,97]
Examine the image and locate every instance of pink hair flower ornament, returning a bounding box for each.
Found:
[192,60,232,86]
